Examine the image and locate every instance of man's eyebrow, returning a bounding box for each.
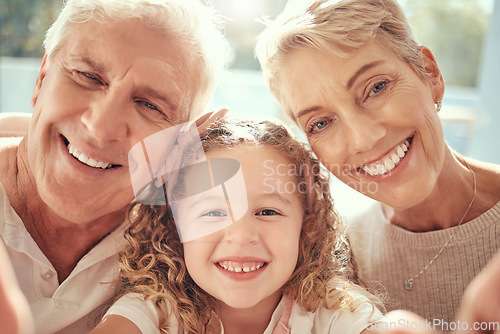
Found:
[141,87,179,112]
[69,56,107,73]
[346,60,384,90]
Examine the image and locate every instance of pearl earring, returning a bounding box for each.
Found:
[436,100,442,112]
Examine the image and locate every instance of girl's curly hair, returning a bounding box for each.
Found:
[118,118,380,333]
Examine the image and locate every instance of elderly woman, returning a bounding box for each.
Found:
[256,0,500,323]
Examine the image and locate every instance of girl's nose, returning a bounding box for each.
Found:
[223,216,259,245]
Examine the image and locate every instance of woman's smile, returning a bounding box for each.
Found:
[357,135,413,177]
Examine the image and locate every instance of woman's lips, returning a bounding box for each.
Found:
[358,136,413,176]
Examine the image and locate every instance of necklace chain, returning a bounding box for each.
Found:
[404,159,477,291]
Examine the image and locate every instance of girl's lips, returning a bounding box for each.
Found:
[215,261,268,281]
[214,257,269,281]
[357,135,414,176]
[216,260,267,273]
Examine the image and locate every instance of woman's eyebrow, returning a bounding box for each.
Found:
[346,60,384,89]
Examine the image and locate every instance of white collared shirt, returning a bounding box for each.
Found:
[0,183,128,334]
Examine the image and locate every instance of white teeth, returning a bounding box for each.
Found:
[377,164,386,174]
[78,154,89,164]
[67,143,111,169]
[361,138,412,176]
[396,146,405,158]
[218,261,265,273]
[385,159,395,170]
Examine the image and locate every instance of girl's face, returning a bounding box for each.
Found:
[181,145,304,311]
[279,41,446,209]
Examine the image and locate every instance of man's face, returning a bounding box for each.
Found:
[28,18,193,224]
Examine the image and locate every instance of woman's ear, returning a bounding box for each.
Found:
[31,54,49,108]
[418,45,445,102]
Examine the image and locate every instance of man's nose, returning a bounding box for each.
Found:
[81,90,130,142]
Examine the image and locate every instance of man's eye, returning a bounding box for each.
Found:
[78,71,101,83]
[142,101,159,111]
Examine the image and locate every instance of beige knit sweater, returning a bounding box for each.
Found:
[347,201,500,323]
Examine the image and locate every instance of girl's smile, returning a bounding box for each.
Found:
[182,144,304,310]
[215,257,269,281]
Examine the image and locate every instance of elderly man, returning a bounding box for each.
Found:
[0,0,228,332]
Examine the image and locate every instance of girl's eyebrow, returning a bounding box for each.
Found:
[261,192,292,206]
[346,60,384,89]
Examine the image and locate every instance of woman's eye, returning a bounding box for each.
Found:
[307,119,330,135]
[257,209,280,216]
[368,80,388,97]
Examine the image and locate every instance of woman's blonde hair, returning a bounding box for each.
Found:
[118,118,380,333]
[255,0,426,117]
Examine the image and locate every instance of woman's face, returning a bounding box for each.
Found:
[279,41,445,209]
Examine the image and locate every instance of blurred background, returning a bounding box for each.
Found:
[1,0,498,216]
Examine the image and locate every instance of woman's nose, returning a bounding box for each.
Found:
[344,112,387,155]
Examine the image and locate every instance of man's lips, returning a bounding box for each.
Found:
[63,136,119,169]
[356,136,413,176]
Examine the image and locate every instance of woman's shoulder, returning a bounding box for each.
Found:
[469,158,500,211]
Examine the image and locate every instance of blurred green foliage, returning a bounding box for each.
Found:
[401,0,491,87]
[0,0,491,87]
[0,0,62,57]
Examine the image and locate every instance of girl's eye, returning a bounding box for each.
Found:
[202,210,227,217]
[257,209,280,216]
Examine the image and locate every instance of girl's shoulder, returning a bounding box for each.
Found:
[289,291,383,334]
[101,293,179,334]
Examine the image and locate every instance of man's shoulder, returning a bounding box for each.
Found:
[0,137,22,149]
[0,138,21,182]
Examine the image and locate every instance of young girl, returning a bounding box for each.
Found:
[90,118,383,333]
